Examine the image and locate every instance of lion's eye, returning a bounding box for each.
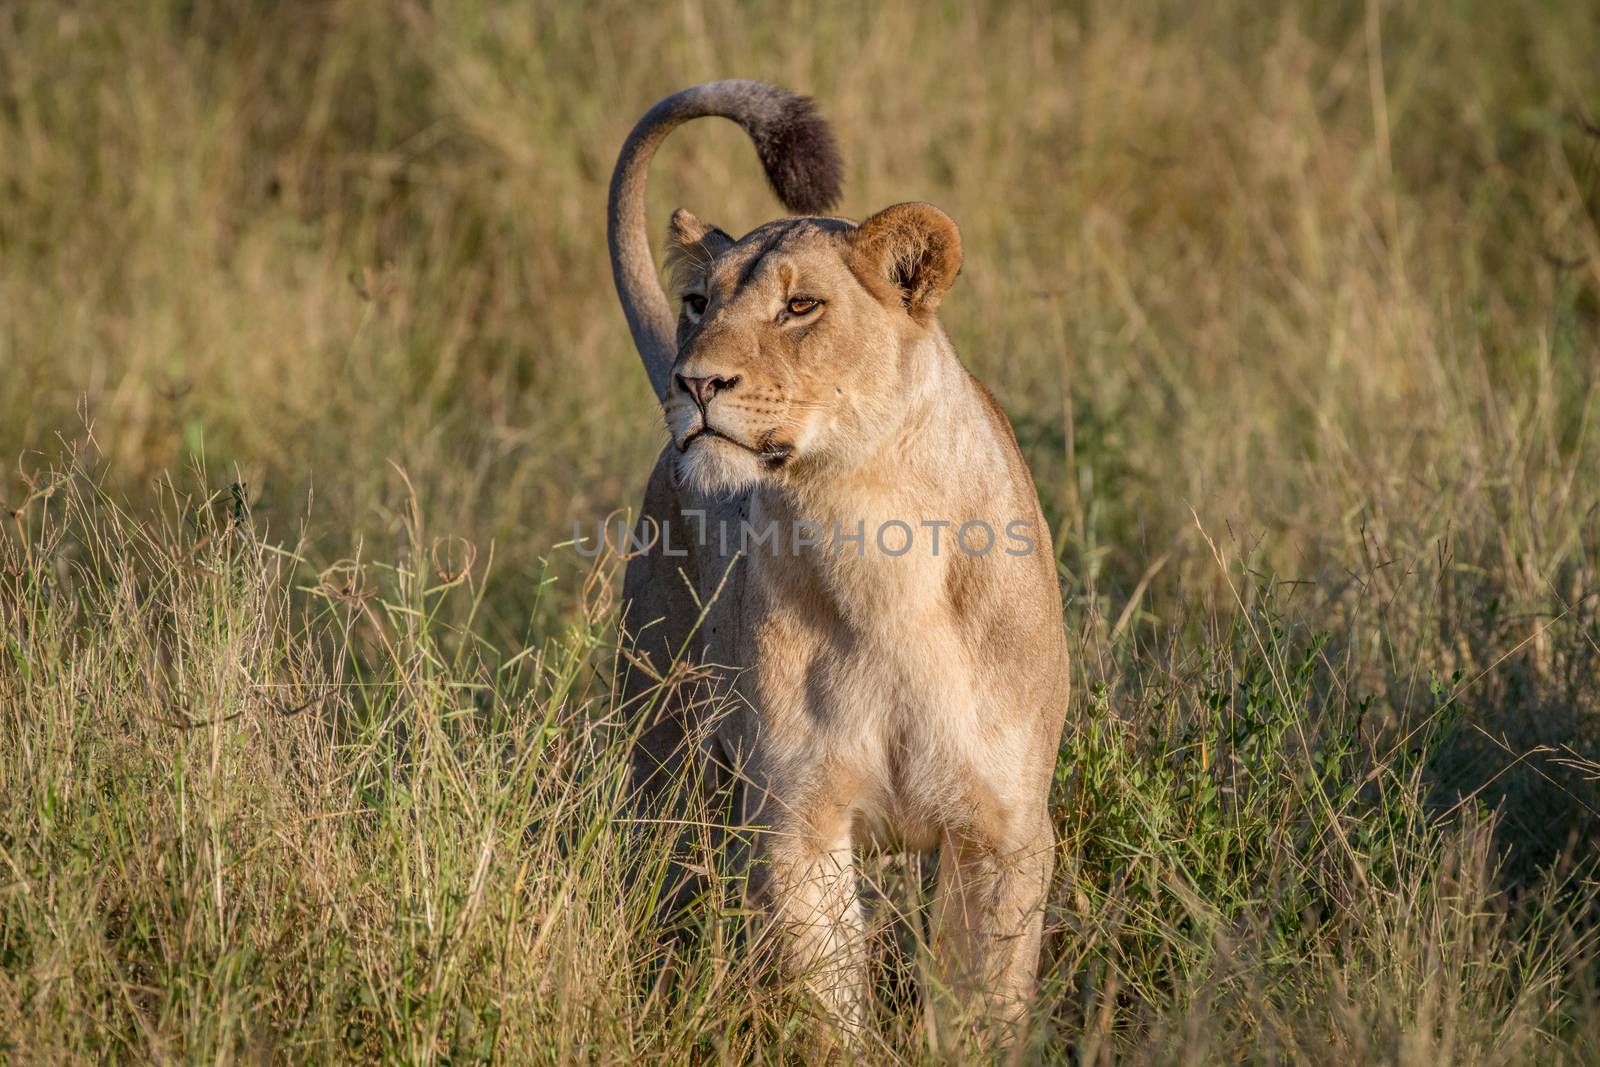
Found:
[786,298,820,316]
[684,294,708,317]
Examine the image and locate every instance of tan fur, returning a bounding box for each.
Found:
[612,85,1068,1045]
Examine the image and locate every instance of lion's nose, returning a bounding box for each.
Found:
[676,373,740,409]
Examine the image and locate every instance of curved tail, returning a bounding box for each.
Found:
[608,81,843,400]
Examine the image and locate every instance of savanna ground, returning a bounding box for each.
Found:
[4,1,1600,1062]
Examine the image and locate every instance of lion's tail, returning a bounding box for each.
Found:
[607,81,843,399]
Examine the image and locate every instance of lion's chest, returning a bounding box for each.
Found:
[741,554,1023,849]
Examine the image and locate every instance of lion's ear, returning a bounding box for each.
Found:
[665,208,734,293]
[848,202,962,321]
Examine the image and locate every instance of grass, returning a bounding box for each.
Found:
[3,0,1600,1061]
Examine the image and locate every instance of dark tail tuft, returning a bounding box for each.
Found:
[746,89,843,215]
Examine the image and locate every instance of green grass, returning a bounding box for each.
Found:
[4,0,1600,1061]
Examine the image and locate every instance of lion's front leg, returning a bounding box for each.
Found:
[748,810,868,1040]
[929,813,1053,1042]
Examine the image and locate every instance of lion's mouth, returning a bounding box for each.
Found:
[681,425,794,469]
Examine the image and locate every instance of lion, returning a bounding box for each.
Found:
[607,80,1069,1041]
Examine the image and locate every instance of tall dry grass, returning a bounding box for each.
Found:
[3,0,1600,1061]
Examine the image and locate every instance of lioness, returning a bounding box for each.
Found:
[608,81,1068,1037]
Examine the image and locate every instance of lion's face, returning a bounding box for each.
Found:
[662,204,962,495]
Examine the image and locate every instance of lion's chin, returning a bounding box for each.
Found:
[674,435,769,496]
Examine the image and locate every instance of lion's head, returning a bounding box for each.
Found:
[661,202,963,495]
